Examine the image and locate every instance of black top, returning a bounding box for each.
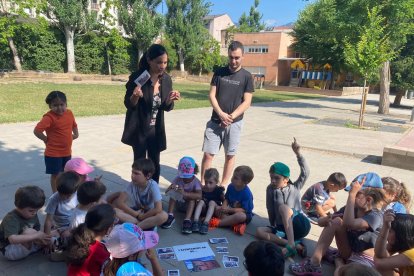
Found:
[202,186,225,205]
[121,70,174,151]
[210,67,254,123]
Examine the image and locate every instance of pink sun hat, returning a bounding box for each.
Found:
[104,223,159,259]
[64,157,94,175]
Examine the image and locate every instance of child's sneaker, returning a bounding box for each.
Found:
[289,259,322,276]
[208,217,220,228]
[191,221,200,232]
[199,222,209,234]
[161,214,175,229]
[182,219,192,234]
[233,223,246,235]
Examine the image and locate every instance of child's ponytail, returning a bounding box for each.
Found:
[397,182,412,213]
[66,223,95,265]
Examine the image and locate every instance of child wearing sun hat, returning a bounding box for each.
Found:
[161,156,202,234]
[103,223,162,276]
[64,157,94,183]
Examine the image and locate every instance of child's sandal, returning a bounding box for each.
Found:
[283,244,297,258]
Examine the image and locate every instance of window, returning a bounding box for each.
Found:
[244,45,269,54]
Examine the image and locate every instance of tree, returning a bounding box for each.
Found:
[45,0,90,73]
[0,0,45,71]
[165,0,211,72]
[238,0,265,32]
[118,0,163,65]
[391,35,414,105]
[344,6,394,127]
[188,36,222,75]
[291,0,343,84]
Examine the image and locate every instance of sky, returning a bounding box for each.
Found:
[159,0,314,27]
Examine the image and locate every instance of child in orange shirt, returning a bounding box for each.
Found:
[34,91,78,193]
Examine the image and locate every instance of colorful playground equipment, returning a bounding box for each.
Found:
[289,60,333,89]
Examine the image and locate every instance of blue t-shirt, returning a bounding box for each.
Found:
[225,184,254,216]
[385,201,407,214]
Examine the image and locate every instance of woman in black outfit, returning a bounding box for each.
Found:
[122,44,180,183]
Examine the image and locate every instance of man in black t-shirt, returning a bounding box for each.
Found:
[201,41,254,186]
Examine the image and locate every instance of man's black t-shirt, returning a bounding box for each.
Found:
[210,67,254,123]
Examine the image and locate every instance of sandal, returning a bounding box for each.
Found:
[283,244,297,258]
[295,240,308,258]
[289,259,322,276]
[322,247,339,264]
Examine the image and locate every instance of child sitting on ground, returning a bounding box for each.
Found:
[290,174,387,276]
[69,179,107,229]
[301,172,347,221]
[374,211,414,275]
[64,157,94,183]
[192,168,225,234]
[256,138,310,258]
[243,240,285,276]
[103,223,163,276]
[161,156,202,234]
[44,171,81,238]
[210,165,254,235]
[382,176,411,214]
[34,91,78,193]
[107,158,168,230]
[0,186,51,260]
[66,203,116,276]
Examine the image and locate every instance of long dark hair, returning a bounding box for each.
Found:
[389,213,414,253]
[138,44,167,71]
[103,252,140,276]
[65,204,115,266]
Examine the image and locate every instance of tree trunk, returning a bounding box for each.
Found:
[178,48,185,72]
[359,79,368,128]
[393,88,406,106]
[378,60,390,114]
[138,48,144,66]
[105,44,112,76]
[8,37,22,72]
[64,26,76,73]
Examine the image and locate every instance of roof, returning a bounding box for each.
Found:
[204,14,226,20]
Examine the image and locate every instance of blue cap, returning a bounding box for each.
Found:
[116,261,152,276]
[344,172,383,191]
[178,156,196,179]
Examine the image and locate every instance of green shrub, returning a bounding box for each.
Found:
[75,32,105,74]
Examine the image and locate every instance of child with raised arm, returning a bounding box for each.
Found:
[107,158,168,230]
[256,138,310,258]
[290,175,387,275]
[0,186,50,260]
[374,211,414,275]
[161,156,202,234]
[34,91,78,192]
[192,168,225,234]
[209,165,254,235]
[301,172,347,222]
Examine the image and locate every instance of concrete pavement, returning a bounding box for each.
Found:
[0,92,413,275]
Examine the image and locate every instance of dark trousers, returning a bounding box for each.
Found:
[132,129,160,183]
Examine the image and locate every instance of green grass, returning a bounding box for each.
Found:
[0,82,321,123]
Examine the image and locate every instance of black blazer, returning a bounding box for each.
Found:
[121,70,174,152]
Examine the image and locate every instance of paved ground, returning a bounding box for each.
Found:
[0,92,413,276]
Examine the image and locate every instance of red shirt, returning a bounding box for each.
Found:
[35,109,77,157]
[67,241,109,276]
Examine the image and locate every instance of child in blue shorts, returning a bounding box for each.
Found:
[34,91,78,192]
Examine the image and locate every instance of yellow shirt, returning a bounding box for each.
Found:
[402,248,414,276]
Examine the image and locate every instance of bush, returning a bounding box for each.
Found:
[106,29,133,75]
[14,22,66,72]
[75,32,106,74]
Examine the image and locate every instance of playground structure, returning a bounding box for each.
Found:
[289,60,333,89]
